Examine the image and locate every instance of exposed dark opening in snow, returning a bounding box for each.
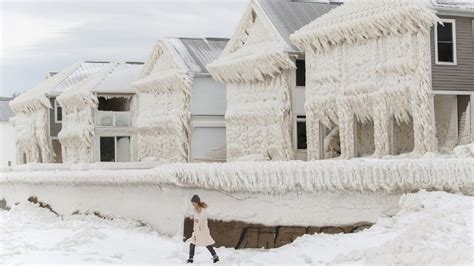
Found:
[100,136,131,162]
[296,116,307,150]
[296,59,306,87]
[100,137,115,162]
[98,97,130,112]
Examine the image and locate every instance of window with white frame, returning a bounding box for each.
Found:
[435,19,457,65]
[100,136,131,162]
[296,115,307,150]
[54,99,62,123]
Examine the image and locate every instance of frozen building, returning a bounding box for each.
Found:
[9,62,113,164]
[0,97,16,167]
[133,38,228,162]
[57,61,143,163]
[291,0,474,160]
[208,0,336,161]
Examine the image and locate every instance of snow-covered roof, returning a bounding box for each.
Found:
[171,38,229,74]
[48,61,110,96]
[207,0,336,83]
[95,62,143,94]
[291,0,439,53]
[0,97,15,121]
[9,61,114,114]
[57,62,143,111]
[258,0,338,52]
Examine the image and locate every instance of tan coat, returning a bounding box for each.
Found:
[191,208,215,246]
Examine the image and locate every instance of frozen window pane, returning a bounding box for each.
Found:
[116,136,131,162]
[97,112,113,126]
[100,137,115,162]
[115,112,131,127]
[192,127,226,160]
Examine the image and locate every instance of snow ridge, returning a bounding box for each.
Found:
[1,159,473,195]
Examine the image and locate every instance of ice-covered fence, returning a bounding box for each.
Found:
[2,158,473,194]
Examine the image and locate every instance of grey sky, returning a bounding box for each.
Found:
[0,0,248,97]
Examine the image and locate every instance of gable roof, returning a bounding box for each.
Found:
[0,97,14,121]
[291,1,439,53]
[165,37,229,74]
[257,0,338,52]
[48,61,110,96]
[94,62,143,94]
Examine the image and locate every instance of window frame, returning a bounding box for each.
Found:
[99,136,131,162]
[54,99,63,123]
[435,18,457,66]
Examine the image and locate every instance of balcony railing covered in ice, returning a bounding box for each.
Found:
[96,111,132,127]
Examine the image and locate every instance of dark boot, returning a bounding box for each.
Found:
[186,258,193,263]
[213,255,219,263]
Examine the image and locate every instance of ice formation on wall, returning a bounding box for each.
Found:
[9,64,82,164]
[291,0,440,160]
[1,158,472,195]
[208,5,295,160]
[133,41,192,162]
[57,63,119,163]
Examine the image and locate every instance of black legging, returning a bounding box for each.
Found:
[189,243,216,259]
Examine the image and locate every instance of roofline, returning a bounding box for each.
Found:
[435,6,474,17]
[0,97,13,101]
[165,37,230,41]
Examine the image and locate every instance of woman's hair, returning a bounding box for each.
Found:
[197,201,208,209]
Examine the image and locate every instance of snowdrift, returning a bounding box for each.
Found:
[1,190,472,264]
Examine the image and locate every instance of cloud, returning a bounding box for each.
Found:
[0,1,248,97]
[1,13,82,58]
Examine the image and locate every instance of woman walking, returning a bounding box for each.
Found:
[187,194,219,263]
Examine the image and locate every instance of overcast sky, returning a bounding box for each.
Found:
[0,0,248,97]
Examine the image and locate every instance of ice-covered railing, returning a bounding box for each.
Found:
[1,158,473,195]
[96,111,132,127]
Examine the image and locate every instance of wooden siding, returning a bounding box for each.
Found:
[49,97,62,137]
[431,16,474,91]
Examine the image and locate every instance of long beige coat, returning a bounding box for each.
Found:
[191,208,215,246]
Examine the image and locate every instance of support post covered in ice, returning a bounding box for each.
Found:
[291,0,439,160]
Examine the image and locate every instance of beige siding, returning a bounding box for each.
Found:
[49,97,62,137]
[431,16,474,91]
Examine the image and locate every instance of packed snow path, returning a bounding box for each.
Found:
[0,190,472,264]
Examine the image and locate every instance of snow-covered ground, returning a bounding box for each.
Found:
[1,190,472,264]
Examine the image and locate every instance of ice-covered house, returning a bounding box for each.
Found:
[0,97,16,167]
[133,38,228,162]
[57,61,143,163]
[207,0,337,161]
[9,62,113,164]
[291,0,474,159]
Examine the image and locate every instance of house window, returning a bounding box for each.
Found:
[435,19,457,65]
[100,136,131,162]
[55,100,62,123]
[296,115,307,150]
[296,59,305,87]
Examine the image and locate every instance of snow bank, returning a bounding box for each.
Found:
[333,190,474,265]
[1,190,472,264]
[2,158,472,194]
